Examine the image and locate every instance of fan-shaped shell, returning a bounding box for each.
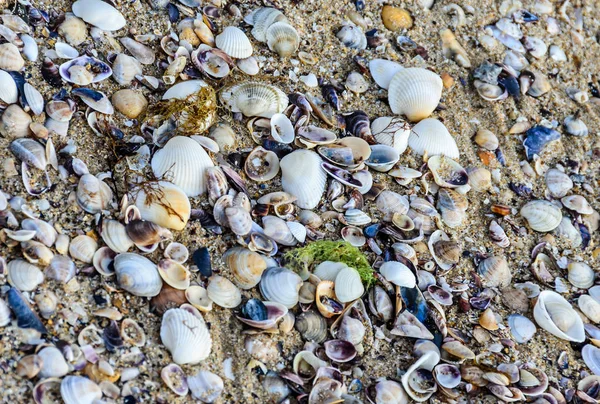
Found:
[388,67,443,122]
[160,307,212,364]
[280,150,327,209]
[260,267,303,308]
[533,290,585,342]
[151,136,214,197]
[409,118,459,159]
[114,253,162,297]
[215,26,253,59]
[247,8,288,42]
[225,247,267,289]
[133,181,191,230]
[520,200,562,232]
[334,267,364,303]
[266,22,299,57]
[369,59,404,90]
[220,82,288,118]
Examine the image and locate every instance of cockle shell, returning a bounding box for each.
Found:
[371,116,411,154]
[246,7,288,42]
[151,136,214,197]
[266,22,299,57]
[568,261,595,289]
[220,82,288,118]
[369,59,403,90]
[215,26,253,59]
[114,253,162,297]
[533,290,585,342]
[225,247,267,289]
[280,150,327,209]
[388,67,443,122]
[520,200,562,232]
[478,256,511,288]
[60,376,102,404]
[409,118,459,159]
[133,181,191,230]
[160,307,212,365]
[72,0,126,31]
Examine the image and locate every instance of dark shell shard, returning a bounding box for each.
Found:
[579,223,591,250]
[288,93,312,113]
[321,84,340,111]
[363,223,380,238]
[241,298,268,321]
[71,87,104,102]
[401,286,428,324]
[523,126,561,160]
[192,247,212,277]
[7,288,47,334]
[103,320,124,351]
[344,110,374,143]
[513,9,539,23]
[498,74,520,100]
[167,3,179,22]
[321,162,363,188]
[473,61,502,85]
[41,58,62,88]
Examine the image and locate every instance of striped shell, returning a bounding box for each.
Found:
[369,59,404,90]
[215,26,253,59]
[160,307,212,364]
[134,181,191,231]
[520,200,562,232]
[246,7,288,42]
[0,70,18,104]
[388,67,443,122]
[266,22,299,57]
[408,118,459,159]
[280,150,327,209]
[220,82,288,118]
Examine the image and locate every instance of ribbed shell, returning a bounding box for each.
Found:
[224,247,267,289]
[23,83,44,115]
[114,253,162,297]
[60,376,102,404]
[7,259,44,291]
[215,26,253,59]
[408,118,459,159]
[0,43,25,71]
[280,150,327,209]
[0,70,18,104]
[369,59,404,90]
[207,275,242,308]
[220,82,288,118]
[388,67,443,121]
[260,267,303,308]
[248,8,288,42]
[101,219,134,253]
[134,181,190,230]
[520,200,562,232]
[334,267,364,303]
[151,136,214,197]
[160,308,212,364]
[266,22,299,57]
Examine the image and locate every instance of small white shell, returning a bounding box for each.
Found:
[379,261,416,287]
[280,150,327,209]
[215,26,253,59]
[100,219,134,253]
[76,174,113,214]
[0,70,18,104]
[247,7,288,42]
[334,266,364,303]
[533,290,585,342]
[520,200,562,232]
[38,346,69,378]
[508,314,536,344]
[23,83,44,116]
[545,168,573,198]
[220,82,288,118]
[368,59,403,90]
[207,275,242,308]
[69,235,98,263]
[114,253,162,297]
[314,261,347,282]
[7,259,44,291]
[151,136,214,197]
[388,67,443,122]
[270,113,295,143]
[134,181,191,231]
[409,118,459,159]
[260,267,303,308]
[112,54,142,86]
[160,307,212,365]
[371,116,411,154]
[60,376,102,404]
[188,370,224,402]
[72,0,126,31]
[579,295,600,323]
[568,262,595,289]
[266,22,299,57]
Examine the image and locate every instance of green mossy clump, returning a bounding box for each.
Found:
[283,240,376,287]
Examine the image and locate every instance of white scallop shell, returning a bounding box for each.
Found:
[247,7,288,42]
[287,221,307,243]
[388,67,443,122]
[134,181,191,231]
[520,200,562,232]
[7,259,44,291]
[207,275,242,308]
[114,253,162,297]
[368,59,404,90]
[408,118,459,159]
[533,290,585,342]
[0,70,18,104]
[220,82,288,118]
[334,266,364,303]
[266,22,299,57]
[60,376,102,404]
[72,0,126,31]
[280,150,327,209]
[215,26,253,59]
[379,261,416,287]
[160,308,212,365]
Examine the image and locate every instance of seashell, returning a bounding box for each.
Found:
[160,307,212,364]
[369,59,404,90]
[520,200,561,232]
[371,116,411,154]
[112,54,142,86]
[371,380,409,403]
[440,28,471,68]
[474,129,499,150]
[120,37,155,65]
[7,288,46,334]
[567,261,595,289]
[237,56,260,75]
[55,42,79,59]
[545,168,573,198]
[114,253,162,297]
[21,240,54,266]
[508,314,536,343]
[489,220,510,248]
[583,345,600,375]
[207,275,242,308]
[16,354,43,378]
[185,285,213,312]
[427,155,468,188]
[134,181,191,230]
[579,295,600,323]
[341,226,366,247]
[111,89,147,119]
[1,105,32,139]
[379,261,416,287]
[72,0,126,31]
[365,145,400,172]
[59,56,112,85]
[188,370,224,402]
[295,310,328,343]
[23,83,45,116]
[158,259,191,290]
[336,23,367,50]
[226,206,253,236]
[69,235,97,263]
[161,363,188,396]
[0,43,24,71]
[58,13,88,46]
[401,350,440,402]
[428,230,460,271]
[45,255,76,283]
[38,346,69,378]
[564,113,588,137]
[409,118,459,159]
[209,122,236,151]
[345,71,369,94]
[7,259,44,291]
[270,113,295,144]
[247,8,288,42]
[0,298,10,327]
[10,138,45,169]
[0,70,18,104]
[554,216,582,248]
[381,5,413,31]
[334,266,365,303]
[125,219,172,248]
[314,261,347,282]
[467,167,491,192]
[225,247,267,289]
[266,22,299,57]
[388,68,443,122]
[244,146,280,182]
[34,290,58,319]
[287,221,306,243]
[343,209,372,226]
[152,136,214,197]
[260,267,303,308]
[280,150,326,209]
[324,339,357,363]
[215,26,253,59]
[478,256,511,288]
[562,194,593,215]
[60,376,102,404]
[434,364,461,389]
[523,126,561,161]
[376,190,409,221]
[220,82,288,118]
[533,290,585,342]
[315,280,344,318]
[100,219,134,253]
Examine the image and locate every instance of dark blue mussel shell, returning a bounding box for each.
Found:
[523,126,561,160]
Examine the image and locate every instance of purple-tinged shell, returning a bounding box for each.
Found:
[59,56,112,85]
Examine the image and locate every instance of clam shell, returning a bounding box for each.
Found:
[59,56,112,85]
[161,363,188,396]
[579,295,600,323]
[224,247,267,289]
[567,261,595,289]
[562,194,594,215]
[207,275,242,308]
[314,261,347,282]
[371,116,411,154]
[376,190,409,221]
[280,150,327,209]
[160,307,212,364]
[369,59,404,90]
[263,215,297,246]
[409,118,459,159]
[260,267,303,308]
[508,314,536,343]
[478,256,511,288]
[7,259,44,291]
[0,43,25,71]
[45,256,76,283]
[270,113,295,143]
[427,155,468,188]
[295,310,327,343]
[112,54,142,86]
[428,230,460,271]
[133,181,191,230]
[76,174,113,214]
[23,83,45,116]
[336,24,367,50]
[60,376,102,404]
[401,350,440,402]
[388,67,443,122]
[365,144,400,172]
[533,290,585,342]
[0,70,18,104]
[220,82,288,118]
[266,22,299,57]
[72,0,126,31]
[583,345,600,375]
[100,219,134,253]
[114,253,162,297]
[247,8,288,42]
[545,168,573,198]
[185,285,213,312]
[520,200,562,232]
[188,370,224,402]
[38,347,69,378]
[215,26,253,59]
[334,267,364,303]
[151,136,214,197]
[112,89,147,119]
[158,259,191,290]
[69,235,98,263]
[379,261,416,287]
[1,105,32,138]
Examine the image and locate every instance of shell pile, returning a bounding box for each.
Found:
[1,0,600,403]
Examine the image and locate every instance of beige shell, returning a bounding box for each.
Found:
[100,219,134,253]
[112,53,142,86]
[215,26,253,59]
[334,266,364,303]
[58,13,88,46]
[207,275,242,308]
[567,261,595,289]
[224,247,267,289]
[160,307,212,365]
[185,285,213,312]
[0,104,32,138]
[533,290,585,342]
[220,82,288,118]
[114,253,162,297]
[151,136,214,197]
[69,235,98,263]
[409,118,459,159]
[112,89,148,119]
[266,22,299,57]
[0,43,25,71]
[520,200,562,232]
[280,150,327,209]
[579,295,600,323]
[7,259,44,291]
[388,67,443,122]
[158,259,191,290]
[0,70,18,105]
[133,181,191,230]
